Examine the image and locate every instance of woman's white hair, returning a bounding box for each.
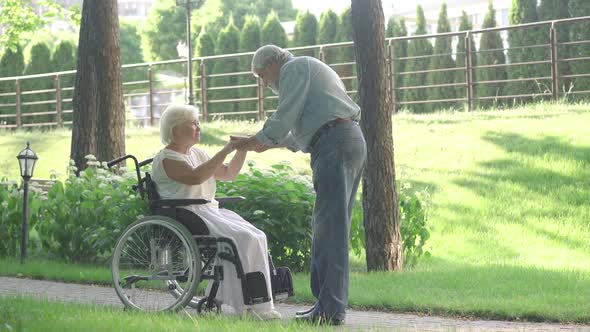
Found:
[159,104,199,145]
[251,44,293,76]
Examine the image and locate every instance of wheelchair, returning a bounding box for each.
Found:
[107,154,294,312]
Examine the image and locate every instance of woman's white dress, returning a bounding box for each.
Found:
[151,147,274,314]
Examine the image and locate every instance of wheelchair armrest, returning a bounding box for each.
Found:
[150,198,209,208]
[216,196,245,204]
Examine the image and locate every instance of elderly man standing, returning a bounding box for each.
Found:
[234,44,367,325]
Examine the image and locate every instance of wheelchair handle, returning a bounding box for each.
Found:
[107,154,146,199]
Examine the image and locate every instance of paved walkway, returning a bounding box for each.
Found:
[1,276,589,331]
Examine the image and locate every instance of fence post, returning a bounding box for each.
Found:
[200,60,208,122]
[550,22,559,101]
[55,75,62,128]
[148,65,155,126]
[319,46,325,63]
[465,32,474,112]
[15,79,21,128]
[388,40,396,113]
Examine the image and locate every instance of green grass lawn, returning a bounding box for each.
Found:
[1,102,590,323]
[0,296,333,331]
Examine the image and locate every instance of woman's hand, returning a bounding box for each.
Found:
[221,139,236,155]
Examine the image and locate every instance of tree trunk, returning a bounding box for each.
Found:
[351,0,403,271]
[71,0,125,170]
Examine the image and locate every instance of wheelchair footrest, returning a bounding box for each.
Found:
[242,271,270,305]
[271,267,294,300]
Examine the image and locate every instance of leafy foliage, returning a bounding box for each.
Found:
[217,162,314,271]
[238,16,262,116]
[22,41,54,125]
[0,181,43,258]
[318,9,339,64]
[141,0,188,62]
[387,17,408,111]
[210,18,241,115]
[35,159,148,262]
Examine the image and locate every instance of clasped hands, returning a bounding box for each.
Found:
[229,135,271,153]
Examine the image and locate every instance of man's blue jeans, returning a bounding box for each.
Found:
[309,121,366,320]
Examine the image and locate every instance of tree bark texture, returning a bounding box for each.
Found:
[71,0,125,170]
[351,0,403,271]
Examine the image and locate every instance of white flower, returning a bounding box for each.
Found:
[87,160,100,167]
[69,159,76,166]
[98,183,107,189]
[1,201,8,209]
[102,196,111,202]
[101,161,109,169]
[84,154,97,161]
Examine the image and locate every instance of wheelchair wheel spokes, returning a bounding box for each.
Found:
[112,216,201,312]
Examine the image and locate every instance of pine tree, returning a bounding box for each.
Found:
[119,20,145,93]
[239,16,262,117]
[293,10,318,56]
[507,0,544,104]
[22,41,53,124]
[386,16,408,110]
[477,2,507,108]
[318,9,339,64]
[0,45,25,120]
[539,0,572,95]
[261,11,288,47]
[569,0,590,99]
[454,11,475,101]
[401,5,433,112]
[426,3,456,111]
[337,6,356,97]
[261,11,288,111]
[194,28,216,114]
[51,39,77,124]
[211,18,241,115]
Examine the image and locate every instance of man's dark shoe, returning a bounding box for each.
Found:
[295,304,316,316]
[295,311,344,326]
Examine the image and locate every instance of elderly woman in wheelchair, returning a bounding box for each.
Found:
[109,104,293,318]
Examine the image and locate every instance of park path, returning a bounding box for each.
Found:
[1,276,589,331]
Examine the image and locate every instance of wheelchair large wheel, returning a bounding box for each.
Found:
[112,216,201,311]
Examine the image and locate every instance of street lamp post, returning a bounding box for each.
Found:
[176,0,204,106]
[16,142,38,265]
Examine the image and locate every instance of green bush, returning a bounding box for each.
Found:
[0,180,43,258]
[216,162,314,272]
[35,157,148,262]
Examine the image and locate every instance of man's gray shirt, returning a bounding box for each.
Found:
[255,56,361,153]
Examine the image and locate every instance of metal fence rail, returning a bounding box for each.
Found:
[0,16,589,129]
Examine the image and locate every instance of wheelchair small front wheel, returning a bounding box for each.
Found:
[196,296,222,314]
[112,216,201,312]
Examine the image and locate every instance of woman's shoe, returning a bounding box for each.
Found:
[250,309,282,320]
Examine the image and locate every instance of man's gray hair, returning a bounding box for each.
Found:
[159,104,199,145]
[251,44,293,75]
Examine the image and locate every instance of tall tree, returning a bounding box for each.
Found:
[401,5,433,112]
[51,39,77,124]
[569,0,590,99]
[454,11,475,101]
[477,1,507,108]
[71,0,125,170]
[386,16,408,111]
[119,20,145,93]
[141,0,187,62]
[292,10,318,56]
[352,0,402,271]
[539,0,572,94]
[210,18,240,115]
[337,6,356,97]
[22,42,53,125]
[507,0,543,104]
[239,16,262,116]
[0,46,25,121]
[261,11,288,47]
[426,3,456,111]
[318,9,340,64]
